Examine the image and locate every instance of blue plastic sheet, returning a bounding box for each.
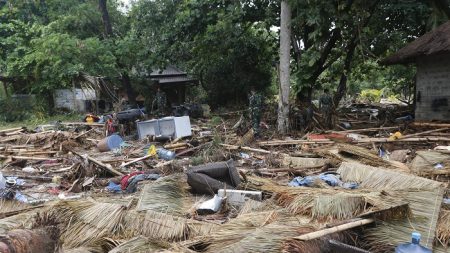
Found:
[288,173,358,189]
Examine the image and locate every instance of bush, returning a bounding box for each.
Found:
[0,98,33,122]
[359,89,382,103]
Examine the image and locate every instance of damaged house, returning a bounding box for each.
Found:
[383,20,450,121]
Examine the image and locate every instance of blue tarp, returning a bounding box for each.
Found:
[288,173,358,189]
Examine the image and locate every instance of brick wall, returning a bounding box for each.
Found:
[416,53,450,121]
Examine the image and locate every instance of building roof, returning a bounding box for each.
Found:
[382,21,450,65]
[150,65,187,77]
[150,65,197,86]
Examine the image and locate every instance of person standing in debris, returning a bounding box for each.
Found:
[152,87,167,116]
[319,88,333,129]
[249,86,263,138]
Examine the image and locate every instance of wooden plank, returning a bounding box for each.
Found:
[0,155,56,161]
[356,137,450,143]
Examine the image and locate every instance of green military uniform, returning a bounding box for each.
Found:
[249,92,263,137]
[153,90,167,116]
[319,93,333,129]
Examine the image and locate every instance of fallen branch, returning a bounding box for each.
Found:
[74,128,96,139]
[0,205,44,219]
[176,142,211,156]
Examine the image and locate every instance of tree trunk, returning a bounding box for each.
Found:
[333,39,357,105]
[122,72,136,106]
[99,0,113,37]
[278,0,291,135]
[333,0,380,106]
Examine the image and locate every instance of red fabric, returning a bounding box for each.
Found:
[120,171,144,190]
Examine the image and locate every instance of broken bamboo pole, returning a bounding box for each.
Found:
[120,154,153,168]
[293,218,374,241]
[62,122,104,127]
[258,140,334,146]
[412,122,450,128]
[356,137,450,143]
[400,128,450,139]
[164,142,188,149]
[71,150,124,176]
[0,127,24,134]
[220,143,277,154]
[333,126,398,133]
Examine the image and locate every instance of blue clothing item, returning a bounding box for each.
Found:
[288,173,358,189]
[126,174,160,193]
[106,181,122,193]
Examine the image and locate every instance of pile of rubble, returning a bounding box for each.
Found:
[0,114,449,252]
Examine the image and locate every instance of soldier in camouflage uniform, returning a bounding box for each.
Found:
[319,88,333,129]
[249,87,263,138]
[152,87,167,116]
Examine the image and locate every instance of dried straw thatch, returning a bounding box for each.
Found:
[238,198,279,215]
[124,210,217,242]
[382,20,450,64]
[52,201,127,249]
[108,236,169,253]
[436,209,450,247]
[338,144,392,168]
[136,175,188,215]
[338,162,446,251]
[282,226,352,253]
[337,162,444,190]
[0,210,38,233]
[242,175,291,194]
[184,211,280,251]
[275,187,407,222]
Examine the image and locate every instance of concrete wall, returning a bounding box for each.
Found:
[416,53,450,121]
[54,88,96,112]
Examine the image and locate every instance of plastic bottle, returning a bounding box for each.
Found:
[395,232,432,253]
[157,148,176,161]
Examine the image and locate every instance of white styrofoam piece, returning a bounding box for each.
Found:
[217,189,262,205]
[197,194,223,213]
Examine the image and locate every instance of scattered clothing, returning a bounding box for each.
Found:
[107,172,161,193]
